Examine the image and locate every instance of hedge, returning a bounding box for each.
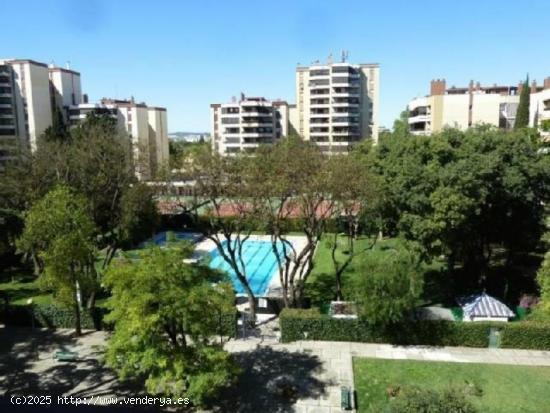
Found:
[0,303,238,338]
[279,308,550,350]
[1,304,106,330]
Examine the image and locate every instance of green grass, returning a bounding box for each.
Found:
[353,358,550,413]
[307,235,448,307]
[0,271,53,305]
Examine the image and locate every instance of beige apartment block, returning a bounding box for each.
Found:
[68,98,170,180]
[48,65,83,120]
[0,59,52,154]
[408,78,547,135]
[147,107,170,172]
[530,77,550,138]
[211,94,290,155]
[295,60,380,153]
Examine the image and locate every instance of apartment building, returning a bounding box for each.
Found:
[211,94,290,155]
[408,79,546,135]
[530,77,550,138]
[294,61,380,153]
[68,98,169,179]
[0,59,52,160]
[48,65,83,120]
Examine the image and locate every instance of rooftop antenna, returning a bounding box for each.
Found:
[65,60,71,70]
[49,60,55,68]
[327,52,333,65]
[341,50,349,63]
[231,95,236,103]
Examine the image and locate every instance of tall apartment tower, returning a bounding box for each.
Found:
[0,59,52,157]
[408,79,546,135]
[211,94,290,155]
[68,98,170,180]
[294,61,380,153]
[48,64,83,120]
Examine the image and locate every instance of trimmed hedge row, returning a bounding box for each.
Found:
[1,304,106,330]
[1,303,238,338]
[279,308,550,350]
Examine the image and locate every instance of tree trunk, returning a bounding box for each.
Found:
[336,269,344,301]
[71,268,82,336]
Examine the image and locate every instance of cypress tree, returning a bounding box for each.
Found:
[514,75,530,129]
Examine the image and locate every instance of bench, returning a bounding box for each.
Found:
[54,350,79,361]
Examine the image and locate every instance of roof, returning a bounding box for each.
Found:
[457,293,515,319]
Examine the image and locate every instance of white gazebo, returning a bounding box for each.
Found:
[457,293,515,322]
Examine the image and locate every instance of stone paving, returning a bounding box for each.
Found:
[224,335,550,412]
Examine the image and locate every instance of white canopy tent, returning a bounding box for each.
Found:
[457,293,515,322]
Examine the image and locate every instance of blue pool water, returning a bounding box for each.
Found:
[142,231,204,247]
[209,240,285,296]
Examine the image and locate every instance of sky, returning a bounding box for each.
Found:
[4,0,550,132]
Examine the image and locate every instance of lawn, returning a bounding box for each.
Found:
[353,358,550,413]
[307,235,448,308]
[0,269,108,308]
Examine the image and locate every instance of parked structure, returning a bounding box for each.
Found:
[408,78,547,135]
[211,94,290,155]
[294,59,380,153]
[457,293,515,322]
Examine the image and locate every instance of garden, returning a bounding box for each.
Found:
[353,358,550,413]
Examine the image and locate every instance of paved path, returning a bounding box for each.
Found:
[224,336,550,413]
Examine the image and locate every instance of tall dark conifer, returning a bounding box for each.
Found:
[514,76,530,129]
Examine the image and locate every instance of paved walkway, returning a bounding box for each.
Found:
[224,334,550,413]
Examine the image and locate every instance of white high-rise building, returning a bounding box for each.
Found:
[68,98,169,179]
[294,60,380,153]
[48,65,83,120]
[211,94,290,155]
[0,59,52,156]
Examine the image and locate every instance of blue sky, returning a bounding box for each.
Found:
[4,0,550,132]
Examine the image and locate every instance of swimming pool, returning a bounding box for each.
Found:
[142,231,204,247]
[208,240,285,296]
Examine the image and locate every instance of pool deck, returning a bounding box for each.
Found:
[193,234,308,298]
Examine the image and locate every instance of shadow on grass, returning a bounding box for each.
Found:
[211,346,332,413]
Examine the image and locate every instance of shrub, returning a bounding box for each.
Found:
[279,309,550,350]
[1,303,105,330]
[389,386,479,413]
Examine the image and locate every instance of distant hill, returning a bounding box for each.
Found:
[169,132,210,142]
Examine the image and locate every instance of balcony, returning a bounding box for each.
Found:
[408,114,430,124]
[332,117,359,125]
[310,101,330,108]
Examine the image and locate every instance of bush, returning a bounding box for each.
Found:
[390,386,479,413]
[0,303,238,337]
[279,309,550,350]
[1,303,106,330]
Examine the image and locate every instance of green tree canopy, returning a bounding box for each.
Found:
[17,186,96,334]
[104,246,238,405]
[351,247,423,326]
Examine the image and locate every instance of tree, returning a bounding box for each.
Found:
[17,186,96,335]
[43,106,69,142]
[13,114,158,283]
[368,126,550,292]
[514,76,530,129]
[252,137,335,307]
[104,246,238,406]
[351,247,423,327]
[186,146,262,323]
[324,153,381,300]
[534,250,550,319]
